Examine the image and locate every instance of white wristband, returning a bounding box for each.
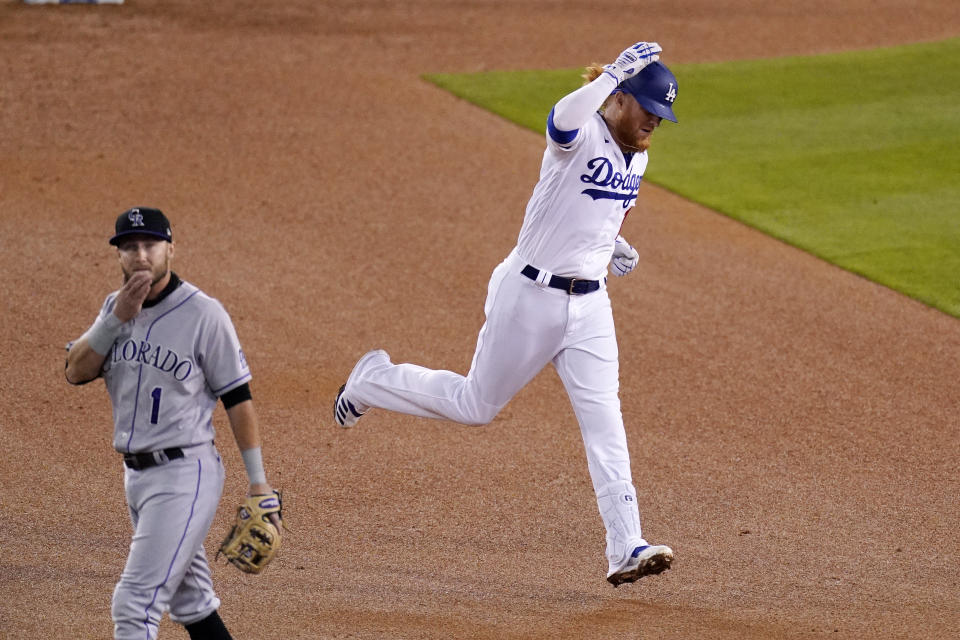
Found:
[84,313,123,356]
[241,447,267,485]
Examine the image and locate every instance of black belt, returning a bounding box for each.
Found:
[521,264,600,295]
[123,447,185,470]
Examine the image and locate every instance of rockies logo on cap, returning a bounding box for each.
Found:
[127,209,145,227]
[109,207,173,246]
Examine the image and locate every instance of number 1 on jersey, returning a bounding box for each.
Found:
[150,387,162,424]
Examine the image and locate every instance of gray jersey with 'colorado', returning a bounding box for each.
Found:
[97,276,251,454]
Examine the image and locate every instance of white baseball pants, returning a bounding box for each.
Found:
[346,249,647,567]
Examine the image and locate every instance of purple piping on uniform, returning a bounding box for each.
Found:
[125,290,200,453]
[212,375,251,396]
[140,459,203,639]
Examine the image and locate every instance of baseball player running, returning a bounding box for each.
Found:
[335,42,679,585]
[65,207,281,639]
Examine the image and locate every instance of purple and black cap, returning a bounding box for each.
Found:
[617,61,679,123]
[109,207,172,246]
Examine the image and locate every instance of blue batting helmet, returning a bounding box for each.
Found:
[618,61,679,123]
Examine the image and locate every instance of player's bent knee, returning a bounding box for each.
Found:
[462,405,501,426]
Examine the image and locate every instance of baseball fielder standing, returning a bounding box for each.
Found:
[65,207,281,639]
[335,42,679,585]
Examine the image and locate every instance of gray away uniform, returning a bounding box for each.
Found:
[94,274,250,639]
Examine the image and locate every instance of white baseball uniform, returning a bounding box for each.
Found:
[90,273,250,639]
[341,72,655,574]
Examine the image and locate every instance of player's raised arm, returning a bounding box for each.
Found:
[547,41,661,147]
[64,270,151,385]
[65,326,113,385]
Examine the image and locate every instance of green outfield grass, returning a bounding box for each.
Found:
[424,38,960,318]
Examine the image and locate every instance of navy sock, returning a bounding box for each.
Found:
[185,610,233,640]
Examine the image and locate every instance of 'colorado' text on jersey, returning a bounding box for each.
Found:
[97,279,251,453]
[516,111,648,279]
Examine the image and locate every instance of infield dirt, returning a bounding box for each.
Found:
[2,1,959,638]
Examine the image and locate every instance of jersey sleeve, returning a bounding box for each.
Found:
[546,72,619,151]
[197,300,252,397]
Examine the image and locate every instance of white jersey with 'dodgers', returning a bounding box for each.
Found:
[516,111,648,279]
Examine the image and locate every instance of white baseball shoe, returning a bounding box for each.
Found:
[334,384,365,428]
[606,544,674,586]
[334,350,389,428]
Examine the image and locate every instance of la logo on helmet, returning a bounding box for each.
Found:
[128,208,145,227]
[665,82,677,103]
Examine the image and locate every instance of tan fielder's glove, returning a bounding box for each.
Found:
[217,491,282,574]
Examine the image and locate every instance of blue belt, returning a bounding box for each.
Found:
[521,264,600,295]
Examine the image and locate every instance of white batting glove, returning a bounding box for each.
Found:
[603,42,662,84]
[610,235,640,277]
